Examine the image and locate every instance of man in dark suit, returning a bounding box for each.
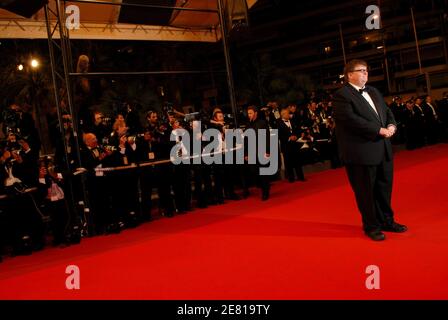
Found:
[243,106,271,201]
[402,99,419,150]
[80,133,120,234]
[413,97,426,148]
[277,108,305,183]
[333,59,407,241]
[437,92,448,141]
[422,95,440,145]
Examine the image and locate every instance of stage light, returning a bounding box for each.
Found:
[30,59,39,68]
[377,45,384,50]
[17,64,24,71]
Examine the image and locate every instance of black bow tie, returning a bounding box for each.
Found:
[359,87,370,94]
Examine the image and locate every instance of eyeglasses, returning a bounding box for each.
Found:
[352,69,368,74]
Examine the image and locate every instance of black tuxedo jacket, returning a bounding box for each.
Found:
[333,83,396,165]
[277,119,300,153]
[244,118,271,157]
[422,103,438,122]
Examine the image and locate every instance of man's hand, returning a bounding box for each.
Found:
[98,152,108,161]
[1,150,11,162]
[119,135,127,149]
[379,127,394,139]
[379,128,391,138]
[18,140,30,152]
[387,125,396,137]
[289,135,298,142]
[127,136,136,146]
[11,151,23,163]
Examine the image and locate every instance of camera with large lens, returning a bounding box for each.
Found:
[39,155,55,173]
[6,131,22,153]
[223,113,235,129]
[103,145,117,152]
[2,108,19,130]
[6,141,21,154]
[102,117,112,126]
[163,102,174,114]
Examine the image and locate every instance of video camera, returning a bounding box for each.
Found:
[1,108,20,131]
[3,130,28,157]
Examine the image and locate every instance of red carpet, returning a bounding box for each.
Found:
[1,144,448,300]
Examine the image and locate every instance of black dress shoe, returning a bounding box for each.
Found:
[163,210,174,218]
[106,223,121,234]
[365,230,386,241]
[381,222,408,233]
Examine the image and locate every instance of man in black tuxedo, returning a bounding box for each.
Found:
[243,106,271,201]
[80,133,120,234]
[422,95,440,145]
[333,59,407,241]
[413,97,426,148]
[277,108,305,183]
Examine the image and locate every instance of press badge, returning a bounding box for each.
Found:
[148,152,155,160]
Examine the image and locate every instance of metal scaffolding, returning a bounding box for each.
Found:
[45,0,93,234]
[43,0,242,231]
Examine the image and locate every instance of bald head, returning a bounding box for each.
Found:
[281,108,290,120]
[83,133,98,148]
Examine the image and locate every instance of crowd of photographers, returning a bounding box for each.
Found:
[1,90,448,261]
[388,93,448,149]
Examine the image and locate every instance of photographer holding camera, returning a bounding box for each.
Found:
[89,111,111,144]
[111,132,140,228]
[37,157,69,246]
[2,132,39,188]
[80,133,119,234]
[1,134,44,255]
[2,103,41,155]
[277,108,306,183]
[208,110,241,202]
[297,127,320,165]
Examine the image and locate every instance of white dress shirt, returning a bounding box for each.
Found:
[349,82,396,133]
[349,83,379,116]
[283,119,292,130]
